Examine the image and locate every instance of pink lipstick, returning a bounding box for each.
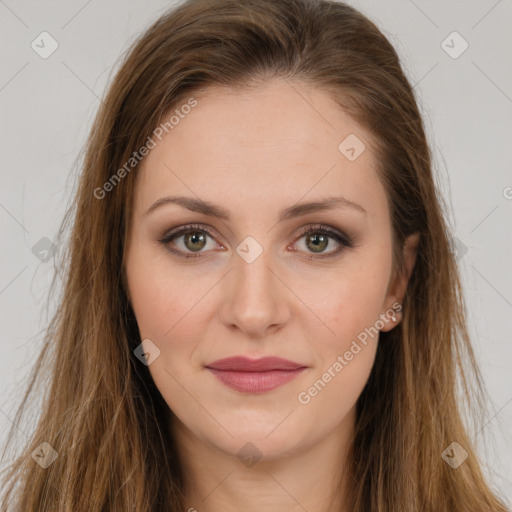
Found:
[205,356,307,393]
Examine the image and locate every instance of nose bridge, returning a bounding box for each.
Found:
[221,238,288,335]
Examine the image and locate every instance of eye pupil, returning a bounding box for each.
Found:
[163,225,347,259]
[306,233,328,253]
[185,231,207,252]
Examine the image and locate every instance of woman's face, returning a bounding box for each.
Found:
[125,78,417,462]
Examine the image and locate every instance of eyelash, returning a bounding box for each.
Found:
[157,223,354,260]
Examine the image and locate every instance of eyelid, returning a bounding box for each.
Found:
[290,224,354,261]
[158,222,353,259]
[294,224,353,246]
[158,223,224,258]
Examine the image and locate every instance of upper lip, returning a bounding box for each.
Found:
[205,356,306,372]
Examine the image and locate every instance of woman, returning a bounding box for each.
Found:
[1,0,509,510]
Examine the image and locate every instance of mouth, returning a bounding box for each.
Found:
[205,356,307,393]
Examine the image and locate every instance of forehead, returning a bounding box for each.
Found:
[134,78,387,222]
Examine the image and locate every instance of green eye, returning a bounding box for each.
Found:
[159,223,353,260]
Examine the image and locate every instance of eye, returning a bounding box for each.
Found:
[158,224,221,258]
[292,224,353,260]
[158,223,353,259]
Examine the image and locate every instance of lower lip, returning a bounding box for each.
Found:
[206,368,306,393]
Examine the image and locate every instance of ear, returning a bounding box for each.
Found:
[380,232,420,332]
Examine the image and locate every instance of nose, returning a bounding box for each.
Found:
[218,243,291,339]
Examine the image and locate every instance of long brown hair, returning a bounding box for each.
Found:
[1,0,508,510]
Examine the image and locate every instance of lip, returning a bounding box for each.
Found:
[206,356,305,372]
[205,356,307,393]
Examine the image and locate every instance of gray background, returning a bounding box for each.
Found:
[0,0,511,504]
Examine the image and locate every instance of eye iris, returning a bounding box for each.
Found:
[184,230,207,252]
[306,233,328,253]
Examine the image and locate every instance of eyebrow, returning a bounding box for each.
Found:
[144,194,367,221]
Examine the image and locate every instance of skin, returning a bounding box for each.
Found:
[124,77,419,512]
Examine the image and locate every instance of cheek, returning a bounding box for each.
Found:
[304,259,391,354]
[126,255,207,406]
[126,243,198,345]
[126,246,221,378]
[294,268,388,428]
[127,266,177,339]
